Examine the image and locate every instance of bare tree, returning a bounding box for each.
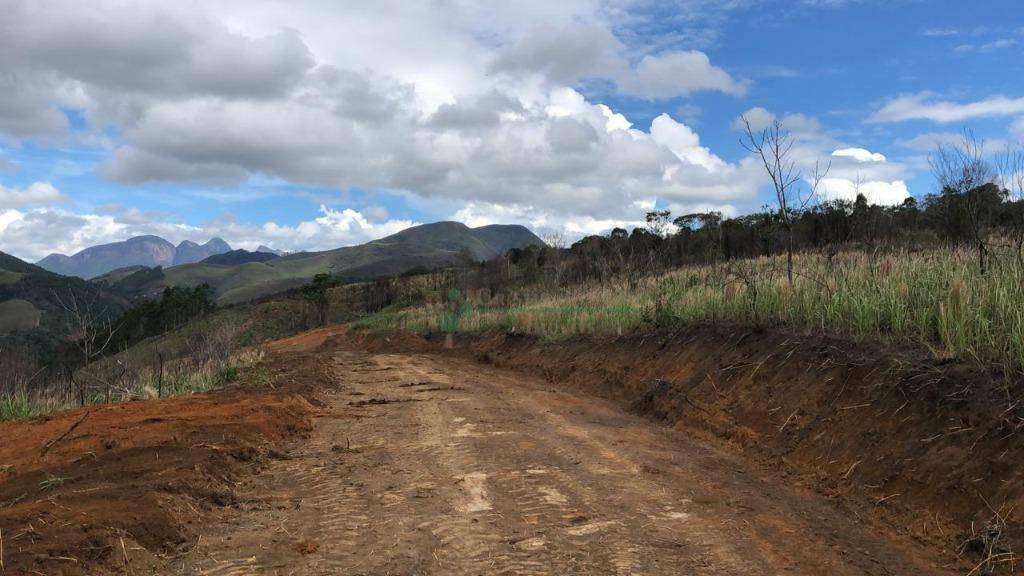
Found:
[930,129,1000,273]
[540,229,568,249]
[53,288,122,405]
[741,117,829,285]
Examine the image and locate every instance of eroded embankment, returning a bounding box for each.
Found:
[343,326,1024,568]
[0,355,319,576]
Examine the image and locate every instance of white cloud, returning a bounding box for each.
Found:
[451,200,649,240]
[896,132,968,151]
[832,148,886,162]
[255,206,417,251]
[819,145,910,205]
[818,178,910,206]
[923,28,959,37]
[0,208,129,260]
[733,107,821,135]
[616,51,747,100]
[1012,117,1024,140]
[733,107,776,131]
[869,93,1024,123]
[0,181,65,209]
[953,38,1017,53]
[650,114,727,171]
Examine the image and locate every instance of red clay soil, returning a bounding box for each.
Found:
[2,323,1021,574]
[341,325,1024,572]
[0,356,318,576]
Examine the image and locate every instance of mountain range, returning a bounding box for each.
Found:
[37,236,236,279]
[105,221,544,304]
[3,221,543,343]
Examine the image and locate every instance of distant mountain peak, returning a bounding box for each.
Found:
[36,235,232,278]
[256,245,286,256]
[173,237,233,266]
[204,237,231,250]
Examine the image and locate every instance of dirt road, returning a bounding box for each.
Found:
[173,345,952,576]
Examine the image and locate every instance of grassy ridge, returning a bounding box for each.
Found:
[354,246,1024,374]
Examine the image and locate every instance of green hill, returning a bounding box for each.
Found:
[0,251,128,348]
[108,221,544,304]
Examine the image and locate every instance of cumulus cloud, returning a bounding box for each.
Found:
[819,180,909,207]
[487,22,745,101]
[818,178,910,206]
[615,51,748,99]
[832,148,886,162]
[0,181,65,209]
[869,93,1024,123]
[0,208,129,260]
[819,146,909,206]
[97,84,763,223]
[733,107,775,131]
[650,114,727,171]
[733,107,821,134]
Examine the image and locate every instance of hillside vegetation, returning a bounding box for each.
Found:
[359,246,1024,374]
[0,250,127,343]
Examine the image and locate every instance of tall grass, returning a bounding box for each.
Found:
[354,246,1024,374]
[0,392,39,421]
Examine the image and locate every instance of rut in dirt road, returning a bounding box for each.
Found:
[179,349,954,575]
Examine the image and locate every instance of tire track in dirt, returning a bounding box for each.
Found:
[178,346,955,575]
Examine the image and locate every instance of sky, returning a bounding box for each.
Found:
[1,0,1023,261]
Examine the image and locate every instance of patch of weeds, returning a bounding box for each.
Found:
[246,366,270,388]
[0,392,39,421]
[211,365,239,388]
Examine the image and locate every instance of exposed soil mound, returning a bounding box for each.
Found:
[0,358,317,575]
[344,326,1024,571]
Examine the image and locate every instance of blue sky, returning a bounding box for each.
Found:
[1,0,1023,261]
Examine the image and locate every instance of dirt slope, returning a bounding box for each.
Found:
[0,363,316,575]
[439,326,1024,570]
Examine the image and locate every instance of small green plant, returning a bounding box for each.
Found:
[211,365,239,388]
[247,366,270,388]
[0,392,39,421]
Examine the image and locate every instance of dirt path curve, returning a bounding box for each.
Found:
[176,347,953,575]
